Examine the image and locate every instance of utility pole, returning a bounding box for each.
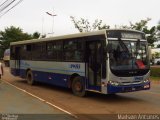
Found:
[41,16,44,36]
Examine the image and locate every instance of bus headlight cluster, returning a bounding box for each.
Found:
[108,81,119,86]
[143,79,149,83]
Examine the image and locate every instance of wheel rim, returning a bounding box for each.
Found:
[75,82,82,92]
[72,77,86,97]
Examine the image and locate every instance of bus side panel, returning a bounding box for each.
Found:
[19,69,84,88]
[33,70,70,88]
[17,61,85,88]
[19,69,26,78]
[10,60,20,76]
[10,68,20,76]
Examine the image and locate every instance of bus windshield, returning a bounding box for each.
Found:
[109,40,149,71]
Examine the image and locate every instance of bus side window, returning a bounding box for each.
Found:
[74,50,81,60]
[76,41,84,61]
[56,42,62,61]
[32,43,46,60]
[47,42,54,60]
[64,40,83,61]
[64,40,75,61]
[21,45,32,60]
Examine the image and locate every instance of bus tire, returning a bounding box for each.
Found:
[72,76,86,97]
[26,70,34,85]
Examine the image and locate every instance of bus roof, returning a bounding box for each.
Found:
[10,29,144,46]
[10,30,106,46]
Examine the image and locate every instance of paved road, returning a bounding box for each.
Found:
[2,67,160,120]
[0,81,76,120]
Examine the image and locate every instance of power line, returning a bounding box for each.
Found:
[0,0,11,7]
[0,0,16,12]
[0,0,23,18]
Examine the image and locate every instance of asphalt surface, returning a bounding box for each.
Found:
[1,67,160,120]
[0,80,77,120]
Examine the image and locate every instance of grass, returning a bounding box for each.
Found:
[150,66,160,81]
[150,76,160,81]
[150,66,160,77]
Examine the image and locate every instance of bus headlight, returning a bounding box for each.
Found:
[143,79,149,83]
[108,81,119,86]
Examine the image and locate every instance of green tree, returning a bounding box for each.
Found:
[0,26,40,58]
[157,44,160,48]
[157,21,160,40]
[70,16,110,32]
[119,18,158,46]
[155,52,160,58]
[32,32,40,39]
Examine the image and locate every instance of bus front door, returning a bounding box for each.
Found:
[86,41,102,91]
[15,47,21,76]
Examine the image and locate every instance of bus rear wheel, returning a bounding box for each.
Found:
[72,76,86,97]
[26,70,34,85]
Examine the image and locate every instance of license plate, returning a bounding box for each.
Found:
[134,76,143,81]
[132,87,136,90]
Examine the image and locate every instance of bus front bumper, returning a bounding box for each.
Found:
[107,82,150,94]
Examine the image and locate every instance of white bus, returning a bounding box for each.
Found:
[3,48,10,67]
[10,29,150,96]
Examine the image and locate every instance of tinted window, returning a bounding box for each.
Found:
[21,44,32,60]
[63,40,83,61]
[32,43,46,60]
[46,41,62,60]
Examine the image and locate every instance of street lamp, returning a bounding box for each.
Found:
[46,11,57,35]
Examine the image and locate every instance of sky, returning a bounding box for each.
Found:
[0,0,160,36]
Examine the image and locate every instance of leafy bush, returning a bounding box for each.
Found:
[150,67,160,77]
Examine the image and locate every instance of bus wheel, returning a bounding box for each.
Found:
[26,70,34,85]
[72,76,86,97]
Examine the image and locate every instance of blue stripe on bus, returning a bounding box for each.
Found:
[13,68,73,88]
[11,68,102,92]
[11,68,86,88]
[20,65,85,74]
[11,68,101,91]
